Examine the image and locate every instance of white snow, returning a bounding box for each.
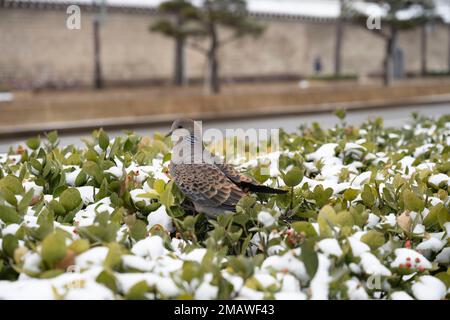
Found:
[412,224,425,234]
[435,247,450,264]
[416,237,446,257]
[366,213,380,229]
[310,254,331,300]
[76,186,99,205]
[257,211,277,227]
[23,181,43,197]
[347,237,370,257]
[131,236,168,259]
[411,276,447,300]
[260,251,308,282]
[121,255,154,272]
[76,247,109,269]
[147,205,174,232]
[306,143,338,162]
[317,238,342,257]
[130,189,156,207]
[346,278,369,300]
[2,223,20,236]
[22,252,42,274]
[359,252,391,276]
[391,248,432,270]
[181,248,207,263]
[0,267,113,300]
[65,167,82,186]
[428,174,450,187]
[194,274,218,300]
[391,291,414,300]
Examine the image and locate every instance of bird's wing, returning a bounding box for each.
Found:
[170,163,246,210]
[214,159,288,194]
[214,162,257,186]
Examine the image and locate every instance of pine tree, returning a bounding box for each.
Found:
[347,0,436,85]
[151,0,264,94]
[151,0,202,86]
[196,0,264,94]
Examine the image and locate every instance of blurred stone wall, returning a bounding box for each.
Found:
[0,7,448,89]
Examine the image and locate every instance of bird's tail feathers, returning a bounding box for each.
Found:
[243,183,288,194]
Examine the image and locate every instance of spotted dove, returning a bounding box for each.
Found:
[166,118,287,218]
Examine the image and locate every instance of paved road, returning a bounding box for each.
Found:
[0,103,448,152]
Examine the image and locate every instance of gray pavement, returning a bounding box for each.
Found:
[0,102,448,152]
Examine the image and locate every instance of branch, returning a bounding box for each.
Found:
[186,40,208,55]
[218,34,239,48]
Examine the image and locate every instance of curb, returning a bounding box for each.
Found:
[1,94,450,139]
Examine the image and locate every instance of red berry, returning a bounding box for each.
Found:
[405,262,412,268]
[399,264,405,268]
[405,240,411,248]
[418,266,425,272]
[415,257,421,263]
[406,257,411,261]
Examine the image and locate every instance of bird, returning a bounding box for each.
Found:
[166,118,287,218]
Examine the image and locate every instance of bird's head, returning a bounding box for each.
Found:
[166,118,202,145]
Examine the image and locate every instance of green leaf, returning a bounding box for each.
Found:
[99,130,110,151]
[160,181,174,208]
[95,179,109,202]
[104,242,122,270]
[0,188,18,206]
[29,159,42,172]
[361,184,375,207]
[83,161,104,185]
[129,220,148,241]
[0,206,21,224]
[291,221,318,238]
[282,167,304,187]
[361,230,385,250]
[26,136,41,150]
[308,185,333,208]
[336,210,355,228]
[343,188,359,202]
[181,261,202,283]
[125,280,149,300]
[0,175,24,195]
[301,239,318,279]
[68,239,90,254]
[437,205,450,228]
[334,108,346,120]
[2,234,19,257]
[41,232,67,266]
[18,189,35,214]
[435,272,450,289]
[349,205,368,228]
[59,188,82,212]
[96,270,118,293]
[45,131,59,144]
[403,190,424,212]
[317,205,337,237]
[66,154,82,166]
[31,208,55,240]
[153,179,166,194]
[74,170,87,186]
[48,200,66,216]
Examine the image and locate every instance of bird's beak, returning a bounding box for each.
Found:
[165,130,173,138]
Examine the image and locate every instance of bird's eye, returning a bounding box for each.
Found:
[177,125,182,129]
